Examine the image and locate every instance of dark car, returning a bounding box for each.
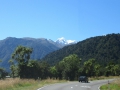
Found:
[79,76,88,83]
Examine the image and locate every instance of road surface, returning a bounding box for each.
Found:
[37,79,113,90]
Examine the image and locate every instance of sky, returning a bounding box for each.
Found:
[0,0,120,42]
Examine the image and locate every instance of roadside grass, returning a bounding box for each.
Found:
[89,76,119,81]
[0,78,67,90]
[100,78,120,90]
[0,76,119,90]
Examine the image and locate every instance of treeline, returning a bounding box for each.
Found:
[0,60,8,79]
[1,45,120,80]
[41,33,120,67]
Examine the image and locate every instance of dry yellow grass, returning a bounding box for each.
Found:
[0,78,36,90]
[0,78,67,90]
[89,76,120,81]
[112,78,120,85]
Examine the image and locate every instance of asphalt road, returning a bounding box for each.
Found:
[37,79,114,90]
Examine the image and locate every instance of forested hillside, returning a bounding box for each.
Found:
[41,33,120,66]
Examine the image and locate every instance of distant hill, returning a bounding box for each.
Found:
[41,33,120,66]
[0,37,63,71]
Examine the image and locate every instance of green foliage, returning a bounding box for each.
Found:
[49,66,58,78]
[55,54,81,80]
[83,59,95,76]
[6,34,120,80]
[81,59,102,77]
[12,46,32,65]
[0,60,6,79]
[9,45,52,79]
[41,33,120,67]
[8,59,18,78]
[0,37,60,72]
[26,60,40,79]
[113,64,120,75]
[37,61,50,79]
[105,62,120,76]
[55,61,65,79]
[94,64,101,77]
[11,46,33,79]
[0,68,6,79]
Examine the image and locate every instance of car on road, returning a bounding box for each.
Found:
[79,76,88,83]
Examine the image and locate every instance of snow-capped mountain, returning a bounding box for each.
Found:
[56,37,76,45]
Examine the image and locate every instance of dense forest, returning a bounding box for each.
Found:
[41,33,120,66]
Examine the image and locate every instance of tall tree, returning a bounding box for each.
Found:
[105,62,120,76]
[11,46,32,79]
[27,60,39,79]
[58,54,81,80]
[113,64,120,76]
[49,66,58,79]
[105,62,114,76]
[94,64,101,77]
[83,59,95,77]
[55,61,65,80]
[38,61,50,79]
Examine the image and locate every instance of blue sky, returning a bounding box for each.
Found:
[0,0,120,42]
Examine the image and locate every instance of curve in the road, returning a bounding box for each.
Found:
[37,79,114,90]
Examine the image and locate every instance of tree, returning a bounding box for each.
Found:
[83,59,95,77]
[49,66,58,79]
[8,60,18,78]
[11,46,32,79]
[94,64,101,77]
[27,60,39,79]
[55,61,65,80]
[38,61,50,79]
[0,60,6,79]
[113,64,120,76]
[105,62,120,76]
[57,54,81,80]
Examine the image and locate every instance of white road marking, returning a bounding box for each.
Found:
[71,87,73,89]
[75,85,78,86]
[81,86,91,88]
[37,87,44,90]
[98,86,101,90]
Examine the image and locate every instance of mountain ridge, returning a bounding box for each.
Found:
[0,37,60,71]
[0,37,76,71]
[41,33,120,66]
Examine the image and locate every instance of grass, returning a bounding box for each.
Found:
[100,78,120,90]
[0,76,120,90]
[0,78,67,90]
[89,76,119,81]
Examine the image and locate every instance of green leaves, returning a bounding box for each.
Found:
[105,62,120,76]
[56,54,81,80]
[42,33,120,68]
[12,46,32,65]
[49,66,58,78]
[83,58,101,77]
[11,45,33,79]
